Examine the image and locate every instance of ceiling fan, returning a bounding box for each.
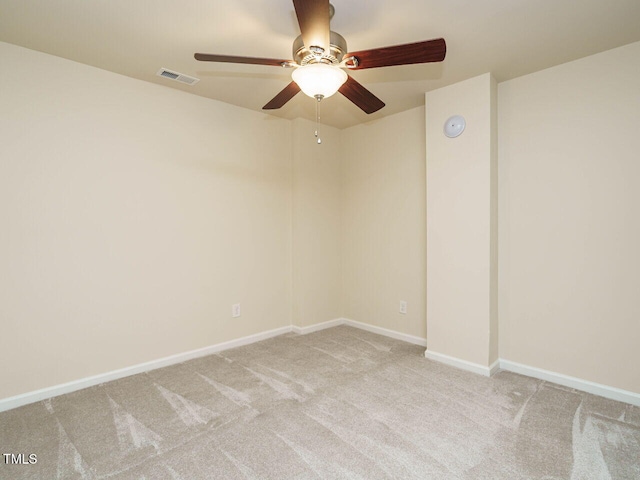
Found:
[194,0,446,115]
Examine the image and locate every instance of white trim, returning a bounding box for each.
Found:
[0,325,292,413]
[292,318,344,335]
[1,319,427,413]
[5,320,638,412]
[422,354,640,406]
[489,359,501,376]
[424,350,495,377]
[343,318,428,347]
[292,317,428,347]
[499,359,640,407]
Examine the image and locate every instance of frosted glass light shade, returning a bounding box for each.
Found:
[444,115,466,138]
[292,64,348,99]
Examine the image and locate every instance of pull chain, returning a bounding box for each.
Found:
[314,94,323,144]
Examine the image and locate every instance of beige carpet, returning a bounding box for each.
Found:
[1,325,639,479]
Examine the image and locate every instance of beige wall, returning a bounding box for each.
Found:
[498,41,640,393]
[292,118,342,327]
[341,107,427,339]
[425,74,498,367]
[0,42,293,399]
[3,37,640,402]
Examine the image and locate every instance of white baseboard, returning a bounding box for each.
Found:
[499,359,640,407]
[343,318,428,347]
[292,317,427,347]
[422,352,640,406]
[0,318,426,413]
[8,319,636,413]
[292,318,344,335]
[0,325,292,413]
[424,350,496,377]
[489,359,501,376]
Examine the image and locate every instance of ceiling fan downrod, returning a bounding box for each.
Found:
[194,0,446,118]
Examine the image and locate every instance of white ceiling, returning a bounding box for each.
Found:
[2,0,639,129]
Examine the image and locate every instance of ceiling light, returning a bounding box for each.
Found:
[292,64,348,99]
[443,115,466,138]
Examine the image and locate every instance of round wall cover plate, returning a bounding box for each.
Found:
[444,115,466,138]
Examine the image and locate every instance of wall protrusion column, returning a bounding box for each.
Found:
[425,73,498,372]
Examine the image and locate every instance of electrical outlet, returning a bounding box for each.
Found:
[232,303,241,318]
[399,301,407,314]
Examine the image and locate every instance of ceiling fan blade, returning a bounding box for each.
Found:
[339,75,385,114]
[345,38,446,70]
[292,0,330,53]
[263,82,301,110]
[194,53,291,67]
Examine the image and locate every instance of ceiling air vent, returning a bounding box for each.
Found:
[156,68,200,86]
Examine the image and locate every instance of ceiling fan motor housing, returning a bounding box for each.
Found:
[292,31,347,66]
[194,0,445,114]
